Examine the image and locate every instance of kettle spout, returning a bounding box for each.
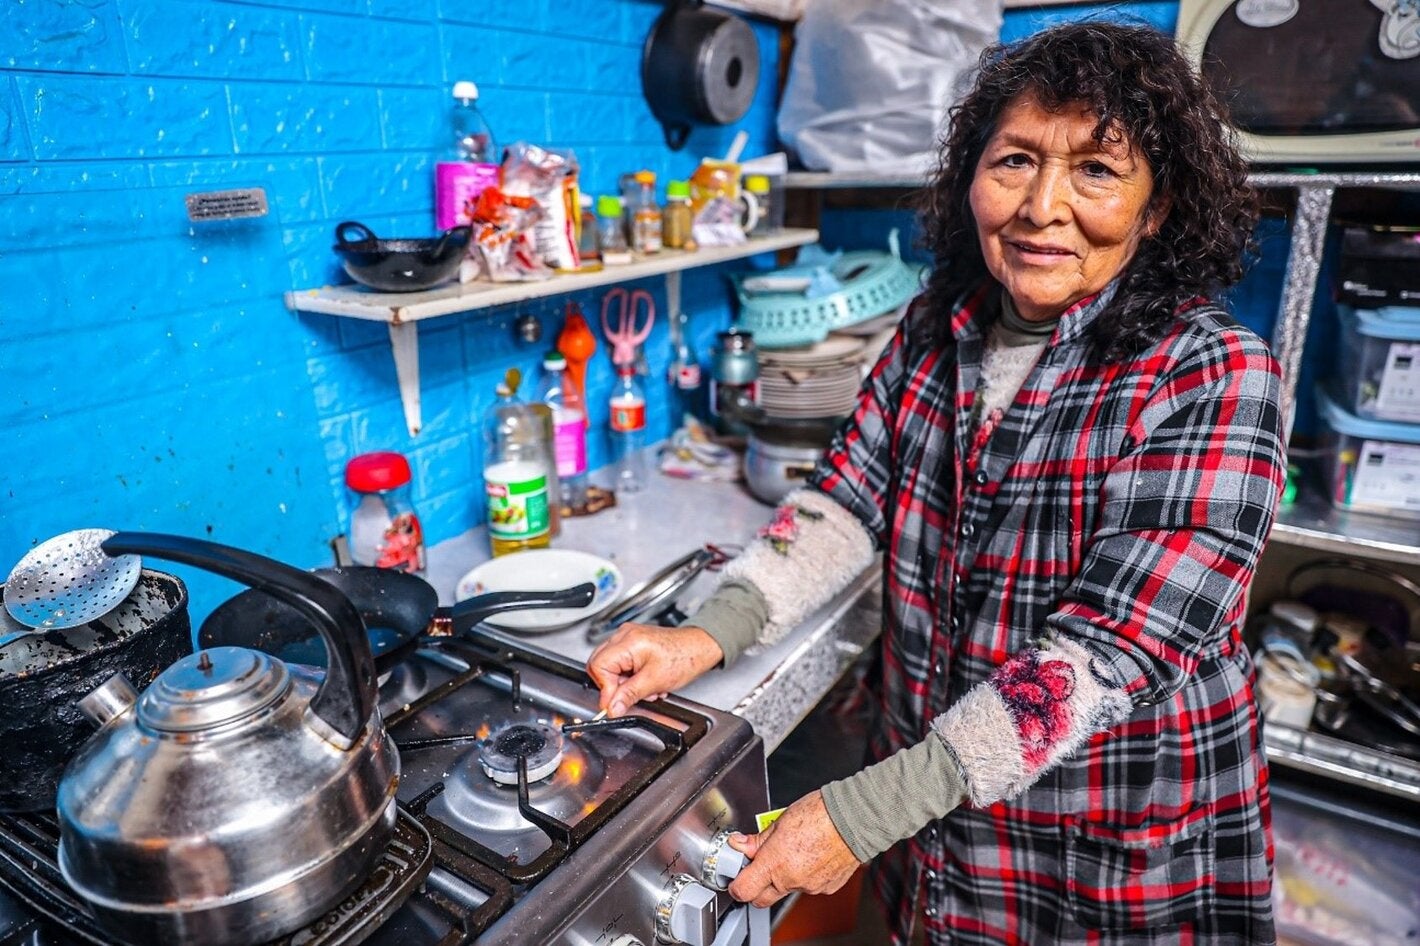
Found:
[78,674,138,728]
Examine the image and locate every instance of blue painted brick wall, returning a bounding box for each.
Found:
[0,0,783,620]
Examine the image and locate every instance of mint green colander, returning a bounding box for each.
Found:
[731,230,926,349]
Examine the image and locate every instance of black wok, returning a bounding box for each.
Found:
[0,571,193,812]
[199,566,594,673]
[333,220,472,292]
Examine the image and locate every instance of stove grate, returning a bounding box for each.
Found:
[0,808,434,946]
[389,638,707,886]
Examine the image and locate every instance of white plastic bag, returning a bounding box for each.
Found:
[777,0,1003,175]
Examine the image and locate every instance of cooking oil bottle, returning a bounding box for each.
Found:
[483,369,554,557]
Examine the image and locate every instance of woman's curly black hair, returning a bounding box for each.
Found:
[918,21,1258,361]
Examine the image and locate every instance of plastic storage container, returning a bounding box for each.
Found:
[346,452,425,574]
[1317,386,1420,520]
[1337,305,1420,422]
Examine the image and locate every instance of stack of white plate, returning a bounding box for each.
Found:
[758,336,869,419]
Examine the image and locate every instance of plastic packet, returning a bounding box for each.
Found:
[690,196,749,247]
[463,187,552,283]
[777,0,1002,174]
[500,143,581,272]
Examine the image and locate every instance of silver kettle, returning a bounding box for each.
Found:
[55,533,397,946]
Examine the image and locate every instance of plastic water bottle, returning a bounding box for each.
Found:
[668,309,703,424]
[541,352,589,510]
[451,80,496,163]
[435,80,500,230]
[608,365,647,493]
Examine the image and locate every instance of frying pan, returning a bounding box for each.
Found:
[199,566,594,673]
[332,221,471,293]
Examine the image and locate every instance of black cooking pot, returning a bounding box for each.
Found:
[0,571,192,812]
[641,0,760,150]
[333,220,472,292]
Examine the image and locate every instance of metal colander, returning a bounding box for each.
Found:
[4,529,142,630]
[731,229,926,349]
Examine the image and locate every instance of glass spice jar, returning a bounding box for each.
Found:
[662,179,693,250]
[346,451,426,574]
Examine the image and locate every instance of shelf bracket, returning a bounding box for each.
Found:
[389,322,422,436]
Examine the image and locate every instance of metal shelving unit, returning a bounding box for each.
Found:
[285,228,818,436]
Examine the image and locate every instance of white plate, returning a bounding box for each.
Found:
[454,550,623,633]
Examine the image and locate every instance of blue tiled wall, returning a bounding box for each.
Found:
[0,0,782,618]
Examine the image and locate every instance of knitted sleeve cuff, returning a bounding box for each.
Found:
[820,731,967,864]
[931,635,1132,806]
[719,488,876,646]
[679,580,768,669]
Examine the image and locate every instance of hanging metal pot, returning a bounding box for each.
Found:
[642,0,761,150]
[56,532,396,946]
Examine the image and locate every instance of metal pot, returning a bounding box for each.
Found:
[641,0,760,150]
[744,416,839,506]
[333,220,471,292]
[56,533,396,946]
[0,571,192,812]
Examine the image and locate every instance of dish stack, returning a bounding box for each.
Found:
[758,336,869,420]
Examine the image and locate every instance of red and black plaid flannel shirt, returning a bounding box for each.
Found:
[811,284,1286,945]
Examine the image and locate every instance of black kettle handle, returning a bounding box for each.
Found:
[449,582,597,634]
[334,221,377,247]
[101,533,376,748]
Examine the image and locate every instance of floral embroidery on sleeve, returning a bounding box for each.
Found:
[759,504,826,555]
[993,649,1077,773]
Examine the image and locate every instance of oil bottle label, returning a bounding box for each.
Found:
[485,470,550,538]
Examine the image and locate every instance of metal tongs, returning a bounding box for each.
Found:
[585,545,735,644]
[1336,651,1420,738]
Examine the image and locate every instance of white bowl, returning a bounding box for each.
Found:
[455,549,623,633]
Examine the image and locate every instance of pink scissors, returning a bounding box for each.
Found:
[600,287,655,368]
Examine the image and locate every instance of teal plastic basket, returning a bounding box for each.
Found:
[731,230,925,349]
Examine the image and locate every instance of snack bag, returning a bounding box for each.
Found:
[500,142,581,272]
[463,187,552,283]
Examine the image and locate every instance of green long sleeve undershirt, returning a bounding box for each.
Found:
[682,582,966,862]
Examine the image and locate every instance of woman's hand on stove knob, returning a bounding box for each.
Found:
[586,623,724,717]
[725,790,860,908]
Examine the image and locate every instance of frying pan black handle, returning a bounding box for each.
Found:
[449,582,597,634]
[334,220,377,247]
[101,533,376,749]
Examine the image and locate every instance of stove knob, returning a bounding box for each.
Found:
[655,873,718,946]
[701,829,749,891]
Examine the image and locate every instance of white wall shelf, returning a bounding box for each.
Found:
[783,171,925,190]
[286,228,819,435]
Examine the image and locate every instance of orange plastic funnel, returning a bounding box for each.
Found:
[557,301,597,421]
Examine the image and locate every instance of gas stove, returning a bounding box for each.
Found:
[0,634,771,946]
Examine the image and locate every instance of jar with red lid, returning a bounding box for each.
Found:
[345,451,425,575]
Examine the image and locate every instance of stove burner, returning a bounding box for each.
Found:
[479,722,564,785]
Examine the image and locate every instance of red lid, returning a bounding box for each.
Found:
[345,451,412,492]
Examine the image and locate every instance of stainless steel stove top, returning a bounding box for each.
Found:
[0,633,772,946]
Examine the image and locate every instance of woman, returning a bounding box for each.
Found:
[589,22,1285,945]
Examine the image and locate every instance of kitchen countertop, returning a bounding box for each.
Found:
[424,446,883,754]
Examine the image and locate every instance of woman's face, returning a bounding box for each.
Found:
[969,94,1164,322]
